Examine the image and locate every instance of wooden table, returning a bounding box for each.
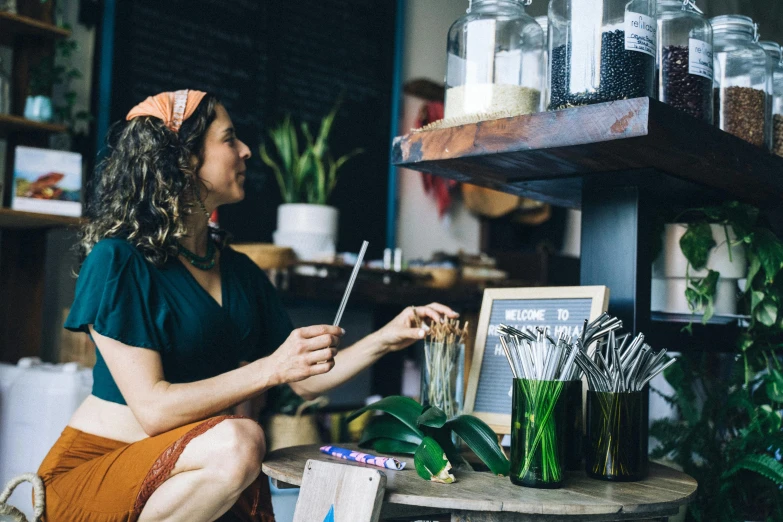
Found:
[262,444,697,521]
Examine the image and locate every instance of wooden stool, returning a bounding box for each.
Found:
[292,459,386,522]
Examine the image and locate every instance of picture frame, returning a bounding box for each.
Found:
[464,286,609,434]
[11,146,82,217]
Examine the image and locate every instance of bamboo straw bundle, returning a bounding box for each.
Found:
[417,313,469,419]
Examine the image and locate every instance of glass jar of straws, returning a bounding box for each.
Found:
[497,325,580,488]
[578,330,674,481]
[419,318,469,419]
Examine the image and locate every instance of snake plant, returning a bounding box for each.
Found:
[347,396,509,483]
[260,104,362,205]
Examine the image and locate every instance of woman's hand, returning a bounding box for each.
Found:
[374,303,459,353]
[269,325,343,384]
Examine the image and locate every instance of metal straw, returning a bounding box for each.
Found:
[333,240,369,327]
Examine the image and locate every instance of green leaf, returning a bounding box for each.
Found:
[417,406,448,428]
[680,222,716,270]
[414,437,455,483]
[347,396,424,437]
[746,253,762,288]
[751,290,765,312]
[766,369,783,403]
[444,415,510,476]
[752,228,783,283]
[754,298,778,327]
[370,438,419,455]
[359,415,423,446]
[722,454,783,486]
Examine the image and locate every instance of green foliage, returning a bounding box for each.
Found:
[260,104,362,205]
[654,201,783,521]
[28,32,91,132]
[347,395,510,481]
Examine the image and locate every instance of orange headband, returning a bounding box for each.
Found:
[125,89,207,133]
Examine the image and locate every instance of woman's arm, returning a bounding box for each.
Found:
[289,303,457,399]
[93,324,342,436]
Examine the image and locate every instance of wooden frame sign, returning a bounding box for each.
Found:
[464,286,609,434]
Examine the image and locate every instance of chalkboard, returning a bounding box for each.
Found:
[107,0,396,256]
[464,286,609,434]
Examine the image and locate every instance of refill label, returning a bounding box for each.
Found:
[625,12,656,57]
[688,38,713,80]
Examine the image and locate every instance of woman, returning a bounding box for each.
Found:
[37,89,456,522]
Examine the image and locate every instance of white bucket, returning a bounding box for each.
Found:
[0,358,92,520]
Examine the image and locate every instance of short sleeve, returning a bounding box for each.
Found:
[64,239,170,350]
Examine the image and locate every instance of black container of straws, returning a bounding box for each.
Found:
[585,388,649,481]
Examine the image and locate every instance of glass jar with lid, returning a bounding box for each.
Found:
[547,0,657,111]
[656,0,713,122]
[759,41,783,156]
[711,15,769,147]
[444,0,545,121]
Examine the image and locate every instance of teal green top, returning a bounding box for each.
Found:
[64,238,294,406]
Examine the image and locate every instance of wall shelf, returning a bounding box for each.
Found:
[392,97,783,209]
[0,114,67,137]
[0,208,82,229]
[0,11,70,40]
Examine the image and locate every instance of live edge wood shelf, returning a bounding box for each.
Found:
[393,97,783,351]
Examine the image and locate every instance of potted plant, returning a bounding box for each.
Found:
[260,104,362,261]
[652,221,747,321]
[650,202,783,521]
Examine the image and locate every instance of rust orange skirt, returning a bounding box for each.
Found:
[37,415,275,522]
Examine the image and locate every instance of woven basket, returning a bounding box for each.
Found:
[264,397,327,452]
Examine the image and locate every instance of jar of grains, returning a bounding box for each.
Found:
[444,0,545,121]
[547,0,657,111]
[759,41,783,156]
[711,15,769,147]
[656,0,713,122]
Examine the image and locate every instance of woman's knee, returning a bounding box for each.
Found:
[188,418,265,486]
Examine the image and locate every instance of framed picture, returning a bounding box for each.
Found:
[464,286,609,434]
[12,146,82,217]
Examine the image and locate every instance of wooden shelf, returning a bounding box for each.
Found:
[0,208,82,229]
[392,97,783,209]
[0,113,67,136]
[0,11,70,39]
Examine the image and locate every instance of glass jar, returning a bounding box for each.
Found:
[420,341,465,419]
[510,378,566,488]
[711,15,769,147]
[444,0,545,120]
[656,0,713,121]
[562,379,583,471]
[547,0,657,111]
[586,390,649,481]
[759,41,783,156]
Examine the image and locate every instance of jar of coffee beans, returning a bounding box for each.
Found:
[656,0,713,122]
[759,41,783,157]
[547,0,657,111]
[711,15,770,147]
[444,0,545,122]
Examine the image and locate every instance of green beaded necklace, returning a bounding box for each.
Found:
[177,239,216,270]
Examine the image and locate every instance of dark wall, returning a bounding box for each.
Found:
[109,0,396,257]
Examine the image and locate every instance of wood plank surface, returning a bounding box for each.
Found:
[0,113,68,136]
[262,444,696,519]
[391,97,783,209]
[0,208,83,229]
[293,459,386,522]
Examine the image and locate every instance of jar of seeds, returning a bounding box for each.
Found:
[444,0,545,122]
[656,0,713,122]
[711,15,769,147]
[759,41,783,156]
[547,0,657,111]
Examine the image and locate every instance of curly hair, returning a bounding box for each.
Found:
[78,93,226,266]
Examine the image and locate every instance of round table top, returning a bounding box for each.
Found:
[262,444,697,520]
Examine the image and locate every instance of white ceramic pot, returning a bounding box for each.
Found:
[274,204,338,261]
[651,224,747,316]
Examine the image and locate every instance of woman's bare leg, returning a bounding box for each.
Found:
[138,418,265,522]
